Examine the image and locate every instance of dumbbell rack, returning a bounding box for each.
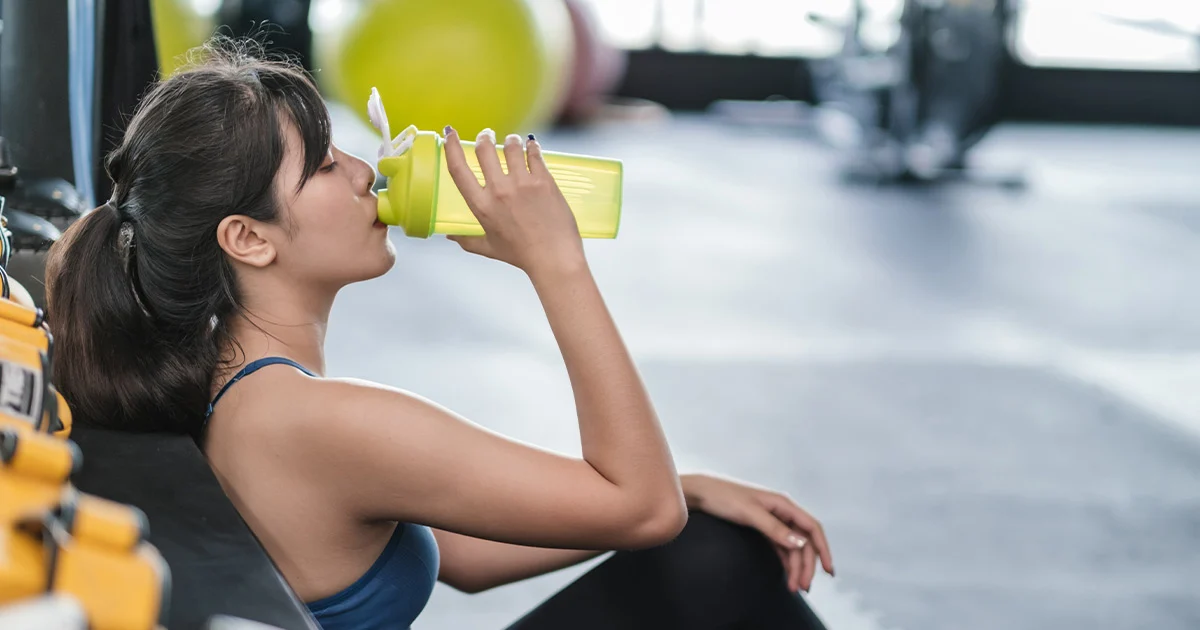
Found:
[0,287,172,629]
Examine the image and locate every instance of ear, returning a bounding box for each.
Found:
[216,215,279,268]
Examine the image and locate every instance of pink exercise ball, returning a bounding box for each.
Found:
[557,0,628,124]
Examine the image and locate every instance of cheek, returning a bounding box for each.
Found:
[300,184,362,238]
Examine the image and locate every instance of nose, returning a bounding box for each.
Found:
[348,152,376,196]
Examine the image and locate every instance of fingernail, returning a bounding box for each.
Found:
[527,133,536,142]
[444,125,454,137]
[479,128,496,143]
[788,534,806,549]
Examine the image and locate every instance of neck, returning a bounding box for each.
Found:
[224,278,334,378]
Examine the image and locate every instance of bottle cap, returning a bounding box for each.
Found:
[369,88,438,237]
[367,88,415,159]
[376,131,442,238]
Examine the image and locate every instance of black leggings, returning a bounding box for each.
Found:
[505,512,829,630]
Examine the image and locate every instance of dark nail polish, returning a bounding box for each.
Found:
[527,133,536,142]
[444,125,454,137]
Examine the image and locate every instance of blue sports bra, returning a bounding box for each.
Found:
[207,357,440,629]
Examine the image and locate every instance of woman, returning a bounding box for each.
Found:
[45,39,833,629]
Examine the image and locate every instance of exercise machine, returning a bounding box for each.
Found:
[808,0,1021,185]
[0,1,90,255]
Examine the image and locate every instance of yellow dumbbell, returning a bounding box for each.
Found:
[0,427,79,485]
[49,389,71,440]
[0,317,50,355]
[0,513,169,630]
[52,537,170,630]
[0,519,50,605]
[35,386,70,439]
[0,430,80,540]
[0,300,43,328]
[58,488,148,554]
[0,337,49,432]
[0,299,44,329]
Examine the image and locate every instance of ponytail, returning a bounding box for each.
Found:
[45,204,215,437]
[43,36,332,439]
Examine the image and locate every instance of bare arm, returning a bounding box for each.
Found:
[431,474,838,596]
[433,529,605,594]
[291,131,685,550]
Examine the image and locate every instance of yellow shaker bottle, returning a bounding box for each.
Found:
[368,89,622,239]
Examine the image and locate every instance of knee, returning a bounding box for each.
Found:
[654,511,785,597]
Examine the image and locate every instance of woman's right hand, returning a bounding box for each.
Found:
[443,127,586,277]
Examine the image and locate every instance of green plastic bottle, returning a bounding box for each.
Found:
[376,129,623,239]
[369,86,622,239]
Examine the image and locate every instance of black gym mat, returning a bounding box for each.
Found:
[70,427,319,630]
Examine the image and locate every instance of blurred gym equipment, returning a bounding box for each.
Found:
[150,0,218,76]
[0,275,171,630]
[808,0,1019,184]
[310,0,574,137]
[219,0,315,71]
[556,0,629,125]
[0,2,90,256]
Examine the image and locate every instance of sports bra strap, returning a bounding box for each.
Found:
[204,357,316,422]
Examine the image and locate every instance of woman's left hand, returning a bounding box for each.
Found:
[681,473,834,593]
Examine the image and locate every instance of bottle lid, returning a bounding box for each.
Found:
[367,88,415,159]
[376,131,442,238]
[368,88,440,238]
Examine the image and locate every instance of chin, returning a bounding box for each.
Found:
[367,241,398,279]
[336,239,396,286]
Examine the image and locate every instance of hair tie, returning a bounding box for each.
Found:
[117,221,135,258]
[112,198,134,259]
[109,199,151,318]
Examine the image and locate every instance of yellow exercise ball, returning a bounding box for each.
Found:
[149,0,218,77]
[311,0,574,138]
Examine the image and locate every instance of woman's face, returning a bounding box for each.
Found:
[270,122,395,289]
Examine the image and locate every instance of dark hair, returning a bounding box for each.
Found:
[45,37,331,438]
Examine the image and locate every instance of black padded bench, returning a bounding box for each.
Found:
[69,427,319,630]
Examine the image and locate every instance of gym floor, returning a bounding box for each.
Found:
[326,107,1200,630]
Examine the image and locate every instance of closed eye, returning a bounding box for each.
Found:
[320,161,338,173]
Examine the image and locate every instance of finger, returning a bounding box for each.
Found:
[525,134,552,179]
[762,494,835,576]
[502,134,529,180]
[789,546,804,593]
[473,128,506,187]
[441,127,486,209]
[801,540,817,592]
[746,506,807,553]
[447,235,493,258]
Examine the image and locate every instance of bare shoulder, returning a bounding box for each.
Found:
[238,373,679,548]
[206,370,441,494]
[261,375,466,463]
[203,368,419,453]
[282,376,452,432]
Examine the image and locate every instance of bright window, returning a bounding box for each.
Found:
[575,0,1200,70]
